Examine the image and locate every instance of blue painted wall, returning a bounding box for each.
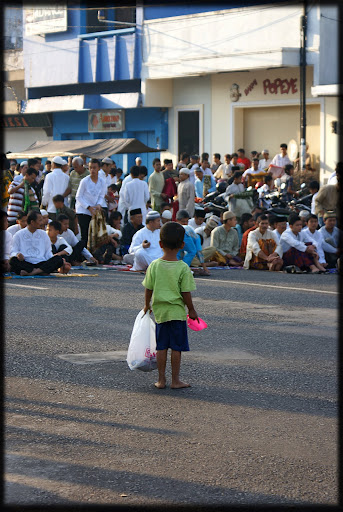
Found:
[143,1,274,20]
[53,107,168,176]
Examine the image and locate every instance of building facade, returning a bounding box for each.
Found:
[141,1,340,184]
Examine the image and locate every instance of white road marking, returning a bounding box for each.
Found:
[5,283,48,290]
[195,278,338,295]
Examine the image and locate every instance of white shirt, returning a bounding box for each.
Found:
[195,225,211,249]
[188,218,205,230]
[7,224,22,236]
[244,228,282,269]
[327,171,337,185]
[75,175,107,216]
[242,167,262,180]
[124,179,150,223]
[60,228,94,260]
[106,225,122,239]
[271,153,292,168]
[311,192,318,214]
[280,227,313,254]
[11,227,53,264]
[3,231,13,260]
[42,168,70,213]
[129,226,163,261]
[258,158,272,170]
[117,175,133,215]
[98,169,112,207]
[51,235,73,256]
[302,227,326,263]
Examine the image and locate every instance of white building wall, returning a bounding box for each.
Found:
[4,128,52,154]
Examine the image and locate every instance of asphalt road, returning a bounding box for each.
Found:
[4,268,339,506]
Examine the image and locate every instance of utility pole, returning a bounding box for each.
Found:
[299,2,307,171]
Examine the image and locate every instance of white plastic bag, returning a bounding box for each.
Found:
[127,309,157,372]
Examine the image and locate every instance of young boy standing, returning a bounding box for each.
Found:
[142,221,198,389]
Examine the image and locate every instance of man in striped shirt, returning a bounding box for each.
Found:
[7,168,40,224]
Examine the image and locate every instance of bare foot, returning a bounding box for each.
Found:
[171,381,191,389]
[20,270,30,276]
[154,381,166,389]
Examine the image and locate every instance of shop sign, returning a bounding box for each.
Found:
[25,5,67,36]
[263,78,298,95]
[88,110,125,132]
[0,113,52,128]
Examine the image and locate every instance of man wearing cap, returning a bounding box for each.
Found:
[161,209,172,225]
[121,208,144,263]
[39,209,50,230]
[135,156,142,166]
[299,210,310,229]
[41,156,70,219]
[64,157,90,210]
[177,168,195,218]
[258,150,272,171]
[148,158,168,213]
[188,208,206,230]
[123,165,150,224]
[13,161,28,184]
[98,157,115,219]
[210,211,243,266]
[127,210,163,271]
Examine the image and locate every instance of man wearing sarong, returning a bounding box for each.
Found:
[244,214,283,271]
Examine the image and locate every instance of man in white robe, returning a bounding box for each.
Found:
[123,166,150,224]
[42,156,70,218]
[177,168,195,218]
[128,210,163,271]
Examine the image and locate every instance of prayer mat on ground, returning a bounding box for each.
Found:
[3,273,98,279]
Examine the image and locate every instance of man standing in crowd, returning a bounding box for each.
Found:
[237,148,251,170]
[214,154,231,180]
[210,211,243,266]
[176,153,190,171]
[64,157,90,210]
[75,158,106,245]
[41,156,70,219]
[271,143,292,168]
[314,167,340,226]
[148,158,167,213]
[128,210,163,271]
[177,168,195,218]
[211,153,222,173]
[124,166,150,224]
[258,149,272,171]
[9,210,65,276]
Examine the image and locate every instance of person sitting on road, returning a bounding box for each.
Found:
[175,209,212,275]
[128,210,163,271]
[299,209,310,229]
[239,212,263,260]
[273,216,288,241]
[46,220,73,273]
[210,211,243,267]
[188,208,206,230]
[9,210,67,276]
[319,212,341,269]
[121,208,144,265]
[1,211,13,273]
[244,214,283,271]
[7,210,28,236]
[280,213,326,273]
[234,212,254,247]
[57,214,97,266]
[52,194,78,234]
[302,214,328,269]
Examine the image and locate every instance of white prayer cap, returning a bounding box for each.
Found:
[20,160,28,167]
[161,210,172,220]
[179,168,190,175]
[146,210,160,221]
[40,209,48,216]
[135,156,142,163]
[299,210,310,218]
[52,156,65,165]
[261,149,269,154]
[61,159,68,166]
[101,157,114,164]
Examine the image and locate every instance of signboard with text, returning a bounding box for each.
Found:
[88,110,125,133]
[25,5,67,36]
[1,114,52,128]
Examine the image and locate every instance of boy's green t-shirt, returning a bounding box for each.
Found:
[142,259,196,324]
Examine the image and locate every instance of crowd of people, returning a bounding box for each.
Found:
[1,146,341,277]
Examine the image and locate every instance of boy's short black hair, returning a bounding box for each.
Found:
[57,214,69,222]
[237,148,245,154]
[27,210,41,224]
[138,165,148,177]
[28,158,38,167]
[108,184,118,192]
[89,158,101,167]
[130,165,140,178]
[176,209,190,220]
[160,201,171,210]
[258,214,269,222]
[46,160,51,165]
[160,221,185,249]
[309,180,319,190]
[109,210,122,221]
[288,213,301,225]
[26,167,38,176]
[307,214,318,221]
[49,220,62,232]
[233,170,242,179]
[280,143,287,149]
[264,174,273,183]
[153,158,161,165]
[284,164,294,175]
[53,194,64,203]
[240,213,253,226]
[16,210,27,220]
[194,209,206,218]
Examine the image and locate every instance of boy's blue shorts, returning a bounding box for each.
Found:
[155,320,189,352]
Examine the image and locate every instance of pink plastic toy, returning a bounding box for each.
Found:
[187,315,208,331]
